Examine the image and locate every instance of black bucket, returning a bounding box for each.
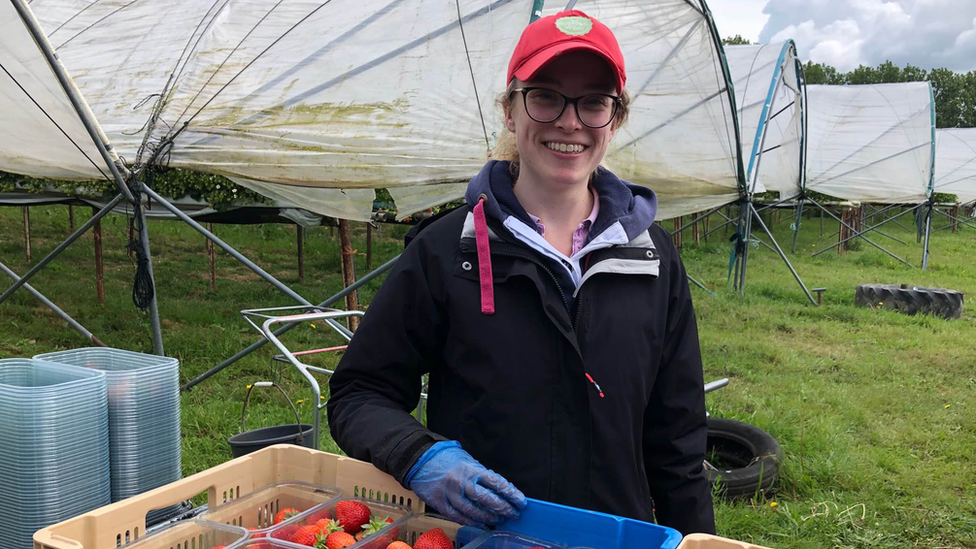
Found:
[228,381,313,457]
[228,423,315,458]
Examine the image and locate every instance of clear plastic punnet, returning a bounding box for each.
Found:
[0,358,111,549]
[199,481,342,535]
[34,347,182,524]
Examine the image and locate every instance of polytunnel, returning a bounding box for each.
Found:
[10,0,745,222]
[804,82,938,269]
[805,82,935,204]
[934,128,976,205]
[1,0,754,369]
[724,41,804,199]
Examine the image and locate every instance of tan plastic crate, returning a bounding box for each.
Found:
[113,520,249,549]
[34,445,424,549]
[676,534,774,549]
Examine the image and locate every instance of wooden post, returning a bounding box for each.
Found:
[93,207,104,303]
[366,222,373,271]
[206,222,216,291]
[691,213,700,244]
[338,219,360,331]
[297,225,305,284]
[128,216,135,258]
[951,204,959,234]
[703,212,710,242]
[672,217,682,250]
[68,205,75,231]
[22,206,31,263]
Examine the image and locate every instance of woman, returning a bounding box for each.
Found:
[327,9,715,536]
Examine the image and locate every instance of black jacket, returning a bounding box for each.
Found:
[327,161,715,535]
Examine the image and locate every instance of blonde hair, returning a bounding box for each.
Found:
[489,80,631,180]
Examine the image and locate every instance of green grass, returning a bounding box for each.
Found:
[1,205,974,548]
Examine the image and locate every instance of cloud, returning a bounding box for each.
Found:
[755,0,976,72]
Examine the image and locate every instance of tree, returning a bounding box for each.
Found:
[876,61,902,83]
[723,35,751,45]
[847,64,882,85]
[930,68,963,128]
[803,61,843,85]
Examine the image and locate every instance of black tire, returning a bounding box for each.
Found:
[855,284,964,320]
[705,417,782,500]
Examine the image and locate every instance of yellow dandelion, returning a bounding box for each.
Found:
[310,323,317,329]
[296,399,305,404]
[945,404,951,409]
[770,501,778,508]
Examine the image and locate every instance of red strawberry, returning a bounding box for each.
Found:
[387,542,413,549]
[413,528,453,549]
[272,524,301,542]
[275,507,302,524]
[292,524,323,546]
[320,531,357,549]
[335,501,372,533]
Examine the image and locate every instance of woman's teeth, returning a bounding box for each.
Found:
[545,142,585,153]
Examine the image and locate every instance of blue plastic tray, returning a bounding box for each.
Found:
[456,498,681,549]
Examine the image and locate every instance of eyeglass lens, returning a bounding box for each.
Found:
[524,88,616,128]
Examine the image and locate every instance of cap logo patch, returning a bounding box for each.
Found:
[555,16,592,36]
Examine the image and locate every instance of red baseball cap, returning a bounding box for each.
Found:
[507,10,626,93]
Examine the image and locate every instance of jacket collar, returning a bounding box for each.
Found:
[463,160,659,244]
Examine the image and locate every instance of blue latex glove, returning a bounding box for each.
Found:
[405,441,526,526]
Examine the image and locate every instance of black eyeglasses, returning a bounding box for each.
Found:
[512,87,621,129]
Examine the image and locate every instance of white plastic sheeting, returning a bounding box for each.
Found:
[5,0,743,222]
[725,42,802,199]
[0,0,114,181]
[805,82,935,204]
[562,0,744,219]
[934,129,976,204]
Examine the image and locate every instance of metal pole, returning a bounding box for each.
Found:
[0,193,125,305]
[739,204,753,293]
[812,204,923,257]
[0,260,106,346]
[791,197,804,253]
[687,274,717,297]
[135,189,164,355]
[11,0,135,205]
[921,204,933,270]
[934,207,976,230]
[68,205,75,231]
[206,222,216,291]
[750,203,818,306]
[23,206,32,262]
[93,207,104,303]
[140,184,352,339]
[181,254,400,391]
[807,200,915,267]
[297,225,305,284]
[669,203,727,237]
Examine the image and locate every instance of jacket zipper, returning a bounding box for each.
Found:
[488,250,571,312]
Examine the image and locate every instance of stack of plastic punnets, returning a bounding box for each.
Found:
[0,358,111,549]
[35,348,182,525]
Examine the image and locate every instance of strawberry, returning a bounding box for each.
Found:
[413,528,453,549]
[360,515,397,543]
[272,524,300,542]
[335,501,372,533]
[387,542,413,549]
[320,531,357,549]
[275,507,302,524]
[292,524,323,546]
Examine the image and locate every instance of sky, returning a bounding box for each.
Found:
[707,0,976,73]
